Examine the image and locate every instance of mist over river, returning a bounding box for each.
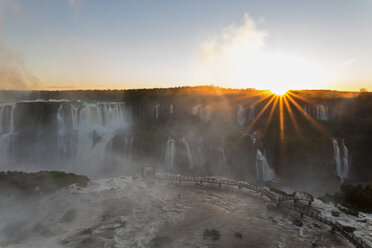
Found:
[0,87,371,247]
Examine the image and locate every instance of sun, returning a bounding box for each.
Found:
[270,88,288,96]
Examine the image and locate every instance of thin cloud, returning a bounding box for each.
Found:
[68,0,83,17]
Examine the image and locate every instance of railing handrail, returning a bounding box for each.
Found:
[144,174,370,248]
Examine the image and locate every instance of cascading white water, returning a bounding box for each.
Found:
[237,105,246,126]
[192,105,211,122]
[318,105,328,121]
[0,104,16,165]
[124,136,134,159]
[192,104,201,116]
[332,138,342,180]
[200,106,211,122]
[256,149,275,181]
[164,137,176,171]
[169,104,174,114]
[332,138,349,181]
[342,141,349,179]
[180,137,194,170]
[72,102,131,166]
[56,104,67,157]
[155,104,160,120]
[248,105,255,122]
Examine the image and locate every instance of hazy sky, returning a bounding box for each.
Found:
[0,0,371,91]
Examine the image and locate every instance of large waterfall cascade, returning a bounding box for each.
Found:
[70,102,132,165]
[192,105,211,122]
[164,137,176,171]
[303,104,329,121]
[180,137,194,170]
[0,104,16,164]
[155,104,160,120]
[256,149,276,181]
[332,138,350,181]
[169,104,174,114]
[237,105,246,126]
[1,101,132,168]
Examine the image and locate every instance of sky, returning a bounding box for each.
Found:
[0,0,371,91]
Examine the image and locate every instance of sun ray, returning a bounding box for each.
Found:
[245,94,276,133]
[286,94,330,137]
[279,96,284,142]
[249,93,273,107]
[263,95,279,137]
[283,95,302,137]
[287,91,316,105]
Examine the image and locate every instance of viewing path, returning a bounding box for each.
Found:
[142,172,371,248]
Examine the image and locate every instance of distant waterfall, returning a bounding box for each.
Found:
[192,104,201,116]
[0,104,16,164]
[318,105,328,121]
[256,149,275,181]
[237,105,246,126]
[332,138,349,181]
[164,137,176,171]
[124,136,134,159]
[0,104,16,134]
[155,104,160,120]
[56,105,67,157]
[303,104,328,121]
[180,137,194,170]
[74,102,131,164]
[342,141,349,179]
[169,104,174,114]
[192,105,211,122]
[248,105,255,122]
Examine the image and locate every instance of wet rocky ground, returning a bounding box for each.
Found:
[0,176,360,247]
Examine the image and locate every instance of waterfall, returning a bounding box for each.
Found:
[318,105,328,121]
[0,104,16,164]
[56,104,67,157]
[248,105,255,122]
[180,137,194,170]
[192,105,211,122]
[74,102,130,165]
[332,138,349,181]
[200,106,211,122]
[155,104,160,120]
[71,105,78,130]
[342,140,349,179]
[169,104,174,114]
[256,149,275,181]
[237,105,246,126]
[332,138,342,180]
[164,137,176,171]
[192,105,201,116]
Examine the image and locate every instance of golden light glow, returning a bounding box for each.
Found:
[270,88,288,96]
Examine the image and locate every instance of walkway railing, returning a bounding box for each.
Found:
[144,174,371,248]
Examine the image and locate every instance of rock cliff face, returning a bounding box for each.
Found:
[0,88,371,185]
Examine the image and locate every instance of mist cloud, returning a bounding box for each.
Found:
[198,13,325,90]
[0,42,40,90]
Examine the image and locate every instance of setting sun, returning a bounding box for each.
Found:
[270,88,288,96]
